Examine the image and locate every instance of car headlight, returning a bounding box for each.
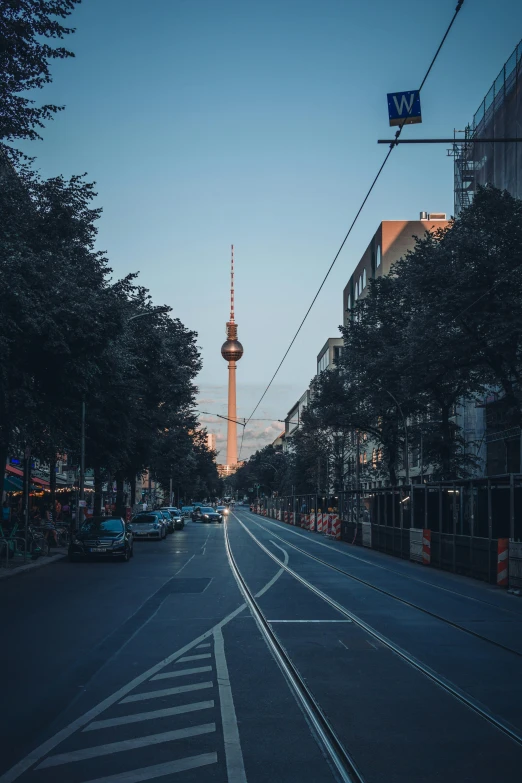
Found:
[203,514,209,519]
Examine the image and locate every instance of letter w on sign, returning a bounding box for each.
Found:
[387,90,422,126]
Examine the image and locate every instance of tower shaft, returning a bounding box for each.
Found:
[226,361,238,465]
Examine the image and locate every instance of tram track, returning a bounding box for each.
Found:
[245,514,522,659]
[223,516,365,783]
[229,511,522,750]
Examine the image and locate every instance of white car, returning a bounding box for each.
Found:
[131,513,167,540]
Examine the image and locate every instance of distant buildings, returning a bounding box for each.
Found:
[206,433,217,454]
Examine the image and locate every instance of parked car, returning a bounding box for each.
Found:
[131,512,167,540]
[216,506,230,517]
[68,516,133,562]
[157,509,174,533]
[161,507,185,530]
[181,505,194,519]
[192,506,223,524]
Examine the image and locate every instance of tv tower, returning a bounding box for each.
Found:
[221,245,244,467]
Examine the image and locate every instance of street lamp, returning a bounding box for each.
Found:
[386,390,409,484]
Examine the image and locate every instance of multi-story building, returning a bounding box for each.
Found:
[453,38,522,474]
[343,214,448,323]
[317,338,344,374]
[205,433,217,454]
[283,389,310,452]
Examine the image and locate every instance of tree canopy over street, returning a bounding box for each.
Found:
[0,0,219,508]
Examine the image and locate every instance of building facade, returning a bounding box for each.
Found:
[317,338,344,374]
[342,215,448,326]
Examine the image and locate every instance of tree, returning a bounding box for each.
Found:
[0,0,81,144]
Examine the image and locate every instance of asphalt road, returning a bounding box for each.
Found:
[1,509,522,783]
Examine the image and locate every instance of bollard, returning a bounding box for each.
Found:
[497,538,509,587]
[422,529,431,565]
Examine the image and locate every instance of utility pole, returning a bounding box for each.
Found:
[169,477,173,506]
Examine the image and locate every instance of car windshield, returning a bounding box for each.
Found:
[132,515,157,524]
[199,507,215,514]
[80,518,123,536]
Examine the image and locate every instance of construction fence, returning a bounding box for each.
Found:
[251,476,522,590]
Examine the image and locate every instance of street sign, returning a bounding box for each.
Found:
[78,500,87,508]
[387,90,421,126]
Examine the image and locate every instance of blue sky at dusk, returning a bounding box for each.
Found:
[19,0,522,459]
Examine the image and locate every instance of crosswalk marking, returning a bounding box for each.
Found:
[83,701,215,731]
[37,724,216,768]
[77,752,218,783]
[151,666,212,681]
[120,681,213,704]
[176,653,211,663]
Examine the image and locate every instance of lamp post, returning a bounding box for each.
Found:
[386,390,409,484]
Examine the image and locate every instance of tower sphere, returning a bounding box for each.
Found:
[221,339,244,362]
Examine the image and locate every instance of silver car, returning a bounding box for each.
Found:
[131,513,167,540]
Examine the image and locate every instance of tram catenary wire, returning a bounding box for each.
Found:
[245,511,522,658]
[229,508,522,748]
[238,1,466,460]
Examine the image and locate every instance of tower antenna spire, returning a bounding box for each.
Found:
[230,244,235,323]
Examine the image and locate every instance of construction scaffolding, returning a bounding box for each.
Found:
[451,38,522,215]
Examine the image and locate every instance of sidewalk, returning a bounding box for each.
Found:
[0,547,68,580]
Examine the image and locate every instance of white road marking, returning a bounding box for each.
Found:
[120,681,213,704]
[78,752,218,783]
[151,666,212,681]
[196,643,211,648]
[254,541,289,598]
[176,653,211,662]
[214,626,247,783]
[0,524,288,783]
[339,640,350,651]
[83,701,215,731]
[37,724,216,769]
[268,620,352,623]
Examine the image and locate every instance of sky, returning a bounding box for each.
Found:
[19,0,522,460]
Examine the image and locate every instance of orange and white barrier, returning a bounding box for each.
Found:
[302,513,309,529]
[422,529,431,565]
[278,510,282,521]
[497,538,509,587]
[322,514,331,536]
[290,512,295,525]
[284,511,289,523]
[317,513,323,533]
[330,515,340,540]
[309,513,315,532]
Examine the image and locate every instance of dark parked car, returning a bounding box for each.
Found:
[161,508,185,530]
[68,517,133,562]
[191,506,223,523]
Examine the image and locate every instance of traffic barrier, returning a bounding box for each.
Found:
[309,513,316,532]
[322,514,331,536]
[290,512,295,526]
[302,513,309,529]
[317,513,323,533]
[264,509,267,517]
[497,538,509,587]
[278,509,282,521]
[284,511,289,523]
[422,529,431,565]
[331,515,340,540]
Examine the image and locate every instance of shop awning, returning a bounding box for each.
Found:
[4,476,23,492]
[4,464,50,487]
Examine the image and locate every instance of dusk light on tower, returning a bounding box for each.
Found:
[221,244,243,469]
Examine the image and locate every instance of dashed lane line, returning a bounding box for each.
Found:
[176,653,212,663]
[214,626,247,783]
[196,643,211,648]
[120,681,213,704]
[151,666,212,681]
[37,724,216,769]
[78,753,218,783]
[83,701,215,732]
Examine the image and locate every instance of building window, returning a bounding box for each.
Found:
[359,274,363,294]
[333,345,342,363]
[376,245,381,267]
[363,268,367,289]
[347,294,351,310]
[355,281,358,299]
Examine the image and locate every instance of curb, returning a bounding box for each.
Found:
[0,551,67,581]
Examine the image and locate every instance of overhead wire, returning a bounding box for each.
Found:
[238,0,466,460]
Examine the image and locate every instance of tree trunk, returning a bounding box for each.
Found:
[93,464,102,515]
[0,435,10,503]
[440,405,452,480]
[115,471,125,517]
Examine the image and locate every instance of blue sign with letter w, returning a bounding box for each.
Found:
[387,90,422,126]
